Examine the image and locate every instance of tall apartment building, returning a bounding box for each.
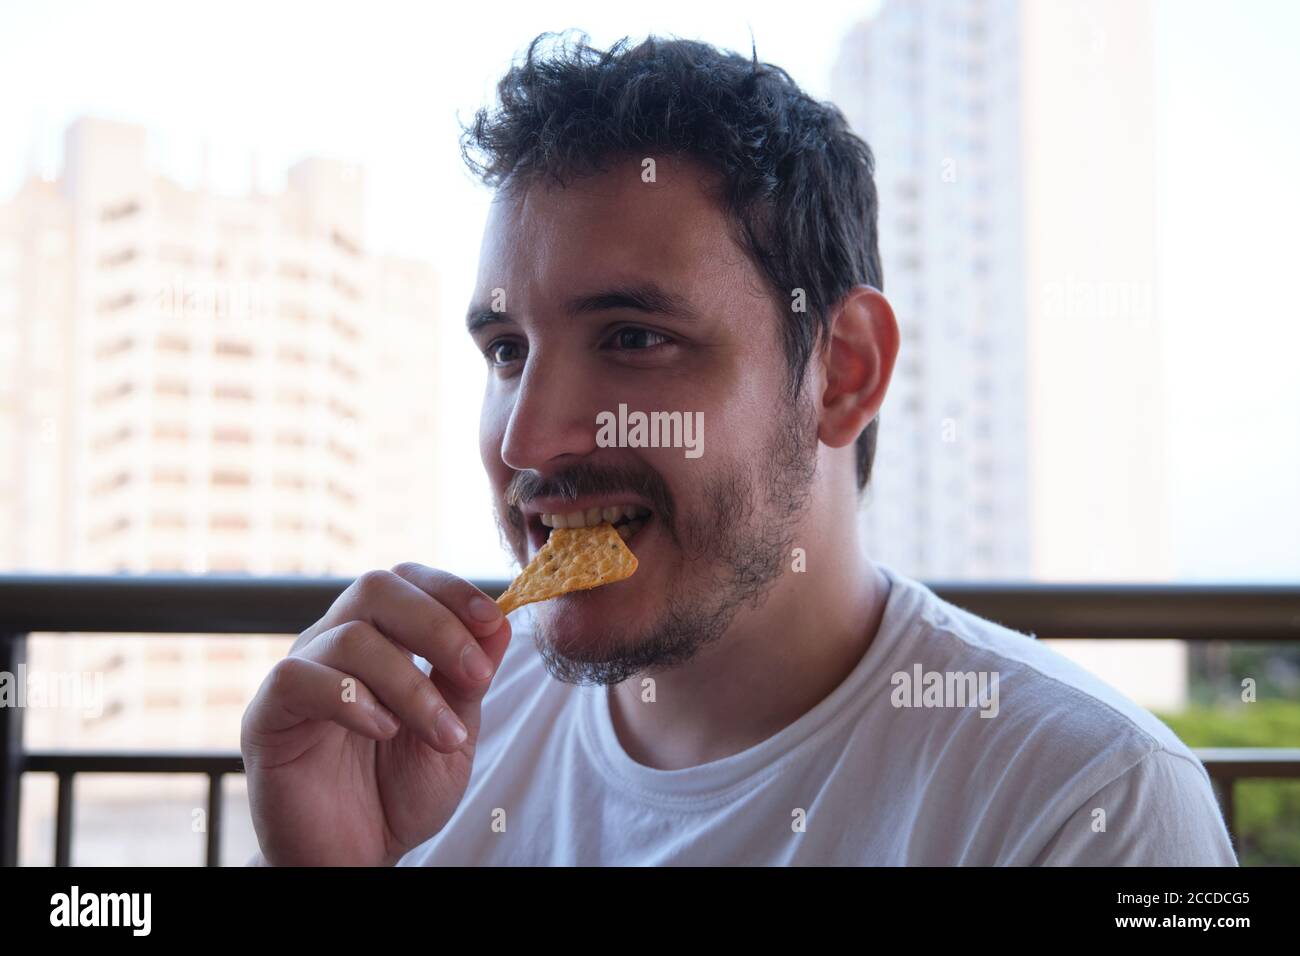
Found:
[832,0,1184,708]
[0,117,441,754]
[832,0,1031,580]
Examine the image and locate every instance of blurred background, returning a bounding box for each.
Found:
[1,0,1297,864]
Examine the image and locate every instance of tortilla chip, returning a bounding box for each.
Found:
[496,522,638,614]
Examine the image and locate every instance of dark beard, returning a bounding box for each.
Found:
[526,397,819,687]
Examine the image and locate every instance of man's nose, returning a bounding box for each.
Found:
[500,351,600,472]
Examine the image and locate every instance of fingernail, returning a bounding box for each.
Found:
[373,706,400,735]
[436,708,468,747]
[462,643,495,681]
[468,594,501,622]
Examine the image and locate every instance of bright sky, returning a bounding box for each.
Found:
[1,0,1297,581]
[1153,0,1300,582]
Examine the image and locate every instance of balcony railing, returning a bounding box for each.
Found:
[2,574,1299,866]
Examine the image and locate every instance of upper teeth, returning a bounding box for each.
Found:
[540,505,650,529]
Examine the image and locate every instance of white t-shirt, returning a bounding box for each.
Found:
[398,563,1238,866]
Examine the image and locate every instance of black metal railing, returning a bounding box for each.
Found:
[2,574,1299,866]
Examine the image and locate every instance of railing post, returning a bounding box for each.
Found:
[1220,777,1237,853]
[1205,767,1239,855]
[54,770,74,867]
[0,631,28,867]
[206,772,223,867]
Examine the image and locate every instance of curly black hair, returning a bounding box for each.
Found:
[460,30,884,489]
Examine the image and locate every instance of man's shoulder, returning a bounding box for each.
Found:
[880,566,1207,785]
[877,567,1232,862]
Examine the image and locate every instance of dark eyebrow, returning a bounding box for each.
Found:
[564,282,698,322]
[466,281,696,334]
[466,307,510,334]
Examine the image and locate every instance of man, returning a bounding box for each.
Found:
[241,32,1237,866]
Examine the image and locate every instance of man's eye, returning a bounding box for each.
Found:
[608,327,670,350]
[486,339,525,366]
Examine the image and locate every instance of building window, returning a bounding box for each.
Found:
[152,421,189,441]
[330,272,361,301]
[99,247,138,268]
[92,424,132,450]
[213,426,252,444]
[92,470,131,494]
[331,229,361,257]
[214,383,254,402]
[329,313,359,340]
[277,388,311,407]
[150,511,186,529]
[327,438,356,464]
[211,468,251,487]
[152,466,187,484]
[327,479,356,504]
[326,522,356,547]
[214,339,254,359]
[327,397,356,420]
[91,515,131,540]
[211,513,251,530]
[100,198,140,222]
[328,354,358,381]
[95,336,134,359]
[206,688,248,707]
[144,692,184,709]
[159,244,195,265]
[155,379,190,397]
[95,380,134,402]
[99,291,137,313]
[209,555,248,572]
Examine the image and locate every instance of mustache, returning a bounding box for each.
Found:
[504,462,677,531]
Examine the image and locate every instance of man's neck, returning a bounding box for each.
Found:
[606,539,890,771]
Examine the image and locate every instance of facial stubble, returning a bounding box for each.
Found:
[509,398,819,687]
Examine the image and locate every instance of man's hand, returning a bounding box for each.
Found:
[240,563,511,866]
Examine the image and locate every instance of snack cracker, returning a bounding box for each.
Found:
[496,522,638,614]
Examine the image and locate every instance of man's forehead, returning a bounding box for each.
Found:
[479,158,729,279]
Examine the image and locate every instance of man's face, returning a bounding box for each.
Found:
[468,156,819,685]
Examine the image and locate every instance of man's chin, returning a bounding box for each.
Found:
[527,581,741,687]
[529,585,650,651]
[530,611,644,687]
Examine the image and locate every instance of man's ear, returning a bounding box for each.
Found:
[817,285,900,449]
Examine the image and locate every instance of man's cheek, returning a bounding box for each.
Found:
[479,411,510,484]
[479,385,513,450]
[478,412,499,471]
